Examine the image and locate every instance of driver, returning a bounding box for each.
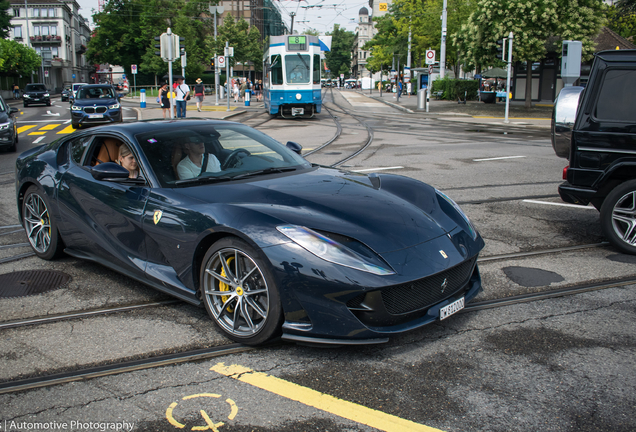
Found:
[176,141,221,180]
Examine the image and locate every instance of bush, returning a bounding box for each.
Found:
[431,78,479,101]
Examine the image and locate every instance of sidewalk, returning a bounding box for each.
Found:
[122,95,261,121]
[354,89,553,129]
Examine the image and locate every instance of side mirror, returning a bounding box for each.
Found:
[286,141,302,155]
[91,162,130,181]
[9,107,19,115]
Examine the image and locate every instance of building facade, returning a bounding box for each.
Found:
[9,0,92,92]
[352,7,372,80]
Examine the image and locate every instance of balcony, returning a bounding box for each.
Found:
[30,35,62,43]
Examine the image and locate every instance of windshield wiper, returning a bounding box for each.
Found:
[229,167,298,180]
[175,167,297,186]
[297,53,309,70]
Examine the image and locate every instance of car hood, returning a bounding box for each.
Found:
[178,167,457,254]
[0,112,10,124]
[73,98,118,106]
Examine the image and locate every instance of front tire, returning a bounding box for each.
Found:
[71,123,80,129]
[200,237,282,345]
[22,185,64,260]
[600,179,636,255]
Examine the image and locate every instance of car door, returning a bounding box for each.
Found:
[57,133,150,276]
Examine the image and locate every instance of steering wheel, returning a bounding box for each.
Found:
[222,148,251,170]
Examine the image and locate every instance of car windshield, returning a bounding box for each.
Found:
[25,84,46,92]
[77,87,115,99]
[136,123,311,188]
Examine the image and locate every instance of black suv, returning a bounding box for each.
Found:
[23,83,51,107]
[552,49,636,254]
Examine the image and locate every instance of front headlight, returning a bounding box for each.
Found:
[435,190,478,240]
[0,121,10,130]
[108,103,120,109]
[277,225,395,276]
[23,95,30,98]
[71,105,83,111]
[44,93,50,97]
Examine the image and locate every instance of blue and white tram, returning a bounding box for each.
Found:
[263,35,322,118]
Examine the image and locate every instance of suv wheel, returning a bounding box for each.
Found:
[600,179,636,255]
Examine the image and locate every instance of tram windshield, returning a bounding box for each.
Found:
[286,54,310,84]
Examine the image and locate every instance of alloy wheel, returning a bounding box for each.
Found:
[23,192,52,254]
[611,190,636,246]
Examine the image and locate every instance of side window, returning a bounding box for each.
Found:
[70,136,93,164]
[270,55,283,85]
[595,69,636,122]
[313,54,321,84]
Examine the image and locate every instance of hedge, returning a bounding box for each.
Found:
[431,78,479,101]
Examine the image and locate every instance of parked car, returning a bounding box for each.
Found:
[0,95,19,152]
[15,120,484,346]
[22,83,51,107]
[70,84,123,129]
[61,87,71,102]
[552,49,636,254]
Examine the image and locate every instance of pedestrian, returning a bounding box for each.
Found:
[12,83,20,100]
[232,80,239,103]
[193,78,205,112]
[175,77,190,118]
[159,82,171,119]
[239,79,247,101]
[407,81,412,98]
[254,80,262,101]
[397,80,403,102]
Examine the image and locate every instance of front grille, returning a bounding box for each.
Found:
[381,258,476,315]
[84,106,107,114]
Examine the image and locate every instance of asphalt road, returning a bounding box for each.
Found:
[0,93,633,432]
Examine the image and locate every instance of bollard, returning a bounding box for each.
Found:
[140,89,146,108]
[245,89,250,106]
[417,87,426,110]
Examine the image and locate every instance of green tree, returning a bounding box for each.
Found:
[0,39,41,75]
[607,0,636,39]
[454,0,604,108]
[363,14,404,74]
[207,15,262,74]
[0,0,12,39]
[325,24,355,78]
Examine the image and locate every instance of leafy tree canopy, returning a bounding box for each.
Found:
[0,0,12,39]
[325,24,355,78]
[607,0,636,39]
[0,39,41,75]
[207,15,263,72]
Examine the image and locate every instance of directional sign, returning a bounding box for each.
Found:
[425,50,436,65]
[217,56,225,67]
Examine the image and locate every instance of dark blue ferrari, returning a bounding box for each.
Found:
[15,120,484,346]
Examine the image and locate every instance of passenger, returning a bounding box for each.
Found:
[118,144,139,178]
[176,141,221,180]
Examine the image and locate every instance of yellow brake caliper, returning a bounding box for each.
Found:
[218,256,235,313]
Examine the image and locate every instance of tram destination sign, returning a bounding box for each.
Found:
[288,36,306,50]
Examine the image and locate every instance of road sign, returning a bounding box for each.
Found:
[379,3,388,11]
[217,56,225,67]
[225,47,234,57]
[131,64,137,74]
[428,65,433,75]
[44,70,49,78]
[425,50,436,65]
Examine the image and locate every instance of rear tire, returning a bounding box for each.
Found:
[200,237,282,345]
[22,185,65,260]
[600,179,636,255]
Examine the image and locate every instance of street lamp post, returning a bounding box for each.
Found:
[209,4,225,105]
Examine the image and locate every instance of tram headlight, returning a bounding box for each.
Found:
[296,93,302,100]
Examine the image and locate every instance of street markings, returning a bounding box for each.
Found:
[17,123,73,137]
[39,123,63,130]
[523,199,597,209]
[473,155,525,162]
[57,125,75,134]
[166,393,238,431]
[211,363,444,432]
[17,125,37,134]
[352,166,404,172]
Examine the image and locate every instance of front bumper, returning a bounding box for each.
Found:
[71,109,122,126]
[23,96,50,105]
[0,124,15,148]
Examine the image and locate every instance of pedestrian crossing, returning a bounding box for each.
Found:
[18,123,75,136]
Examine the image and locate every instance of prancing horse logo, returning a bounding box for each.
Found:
[441,278,448,293]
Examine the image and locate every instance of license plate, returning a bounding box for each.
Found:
[88,114,103,119]
[291,108,304,116]
[440,297,464,320]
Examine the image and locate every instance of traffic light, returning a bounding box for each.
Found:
[154,36,161,57]
[496,39,505,61]
[179,36,185,56]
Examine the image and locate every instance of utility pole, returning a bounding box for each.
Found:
[406,26,412,85]
[168,28,175,119]
[440,0,447,79]
[226,41,230,112]
[504,32,514,124]
[290,12,296,34]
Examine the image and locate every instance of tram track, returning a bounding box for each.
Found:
[0,272,633,396]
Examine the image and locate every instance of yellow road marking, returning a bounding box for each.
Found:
[211,363,444,432]
[202,106,238,111]
[28,131,46,135]
[166,393,237,431]
[39,123,62,130]
[57,125,75,134]
[17,125,37,134]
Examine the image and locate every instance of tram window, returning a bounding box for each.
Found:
[286,54,310,84]
[313,54,321,84]
[270,55,283,85]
